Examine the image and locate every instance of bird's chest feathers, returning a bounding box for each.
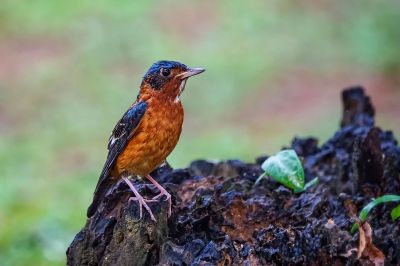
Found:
[143,100,184,145]
[117,99,183,175]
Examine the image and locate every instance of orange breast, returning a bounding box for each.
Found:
[114,98,184,176]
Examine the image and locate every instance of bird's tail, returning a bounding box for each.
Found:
[87,174,115,218]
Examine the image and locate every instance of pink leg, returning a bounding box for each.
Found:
[122,177,157,221]
[146,175,172,217]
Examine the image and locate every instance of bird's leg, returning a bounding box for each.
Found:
[122,177,157,221]
[146,175,172,217]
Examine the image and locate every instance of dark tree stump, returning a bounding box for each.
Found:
[67,87,400,265]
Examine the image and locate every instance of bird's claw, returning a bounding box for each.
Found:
[128,196,157,221]
[145,175,173,218]
[152,190,172,217]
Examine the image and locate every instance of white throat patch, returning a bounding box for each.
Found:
[175,79,187,103]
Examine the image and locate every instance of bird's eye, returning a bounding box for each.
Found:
[160,68,171,77]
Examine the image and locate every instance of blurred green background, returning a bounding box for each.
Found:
[1,0,399,265]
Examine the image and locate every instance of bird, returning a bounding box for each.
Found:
[87,60,205,221]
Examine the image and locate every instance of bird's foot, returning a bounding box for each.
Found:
[146,175,172,217]
[123,177,157,222]
[128,196,157,221]
[152,189,172,217]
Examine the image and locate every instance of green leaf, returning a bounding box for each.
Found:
[260,149,305,191]
[351,195,400,233]
[391,204,400,221]
[294,177,319,193]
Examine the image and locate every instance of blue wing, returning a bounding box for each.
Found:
[101,101,148,178]
[87,101,148,217]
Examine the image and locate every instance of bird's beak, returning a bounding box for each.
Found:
[177,67,205,80]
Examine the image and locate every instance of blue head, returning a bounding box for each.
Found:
[140,60,205,98]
